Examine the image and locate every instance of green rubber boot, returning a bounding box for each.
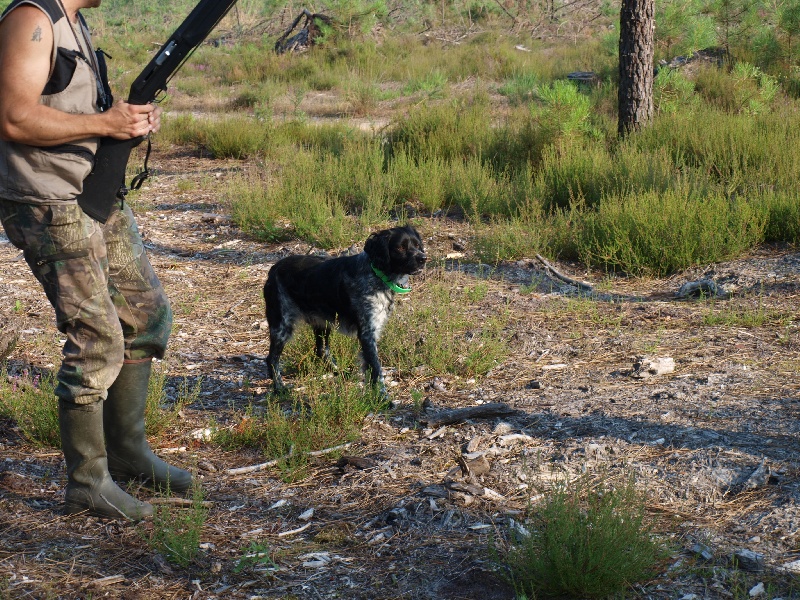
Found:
[59,400,153,520]
[104,359,193,494]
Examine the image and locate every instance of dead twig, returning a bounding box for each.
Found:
[536,253,594,292]
[85,575,125,588]
[226,442,351,475]
[422,402,517,426]
[148,498,214,508]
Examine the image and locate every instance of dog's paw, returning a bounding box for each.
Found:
[271,384,293,398]
[375,385,394,409]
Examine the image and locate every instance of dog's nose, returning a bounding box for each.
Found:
[417,252,427,264]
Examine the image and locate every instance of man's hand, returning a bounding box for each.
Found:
[104,102,163,140]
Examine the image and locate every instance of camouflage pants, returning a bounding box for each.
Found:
[0,200,172,404]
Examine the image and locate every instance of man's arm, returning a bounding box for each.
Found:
[0,5,159,146]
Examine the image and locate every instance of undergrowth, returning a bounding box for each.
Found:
[0,367,60,447]
[499,473,666,598]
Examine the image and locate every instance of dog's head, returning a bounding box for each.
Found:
[364,226,427,276]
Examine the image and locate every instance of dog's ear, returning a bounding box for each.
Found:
[405,225,421,244]
[364,230,391,271]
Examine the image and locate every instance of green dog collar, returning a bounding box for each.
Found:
[371,264,411,294]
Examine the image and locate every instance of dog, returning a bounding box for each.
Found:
[263,225,427,396]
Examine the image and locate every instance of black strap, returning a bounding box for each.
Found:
[129,134,152,191]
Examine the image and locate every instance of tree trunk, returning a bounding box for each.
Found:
[618,0,655,137]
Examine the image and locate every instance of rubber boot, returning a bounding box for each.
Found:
[59,400,153,520]
[104,359,193,494]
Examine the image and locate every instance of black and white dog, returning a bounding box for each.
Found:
[263,226,427,395]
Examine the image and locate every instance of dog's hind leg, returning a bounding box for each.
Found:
[313,325,337,369]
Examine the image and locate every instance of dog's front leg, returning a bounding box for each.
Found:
[357,330,388,399]
[266,353,286,393]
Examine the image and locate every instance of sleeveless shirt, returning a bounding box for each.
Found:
[0,0,101,203]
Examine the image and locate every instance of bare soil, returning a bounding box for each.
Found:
[2,149,800,600]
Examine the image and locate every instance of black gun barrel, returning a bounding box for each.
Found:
[129,0,238,104]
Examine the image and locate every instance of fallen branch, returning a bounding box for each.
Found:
[277,522,312,537]
[422,402,517,426]
[536,253,594,292]
[86,575,125,588]
[307,442,351,457]
[226,442,350,475]
[148,498,214,508]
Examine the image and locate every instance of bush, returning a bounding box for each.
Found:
[212,368,385,478]
[0,369,60,447]
[573,188,767,276]
[144,483,208,567]
[502,474,665,598]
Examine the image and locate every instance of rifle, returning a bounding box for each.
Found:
[76,0,240,223]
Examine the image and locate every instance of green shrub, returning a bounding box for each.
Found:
[204,116,271,159]
[573,188,767,276]
[473,209,571,263]
[761,190,800,244]
[653,68,699,114]
[226,171,292,243]
[694,63,779,114]
[0,369,60,447]
[380,276,510,378]
[502,474,665,599]
[532,79,600,145]
[498,71,539,106]
[144,483,208,567]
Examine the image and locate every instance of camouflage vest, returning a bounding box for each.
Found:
[0,0,101,203]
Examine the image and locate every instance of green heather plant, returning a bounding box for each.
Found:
[0,368,60,447]
[761,190,800,244]
[145,368,200,439]
[653,67,699,114]
[498,71,539,106]
[380,275,510,378]
[144,482,208,567]
[502,474,665,598]
[234,541,277,574]
[212,368,385,478]
[472,209,568,263]
[573,187,767,276]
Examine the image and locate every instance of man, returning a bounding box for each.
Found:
[0,0,192,520]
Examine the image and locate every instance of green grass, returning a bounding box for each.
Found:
[500,473,666,598]
[212,373,386,479]
[702,297,794,327]
[0,368,60,447]
[142,482,209,567]
[380,274,510,378]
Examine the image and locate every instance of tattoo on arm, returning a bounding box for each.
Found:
[31,26,42,42]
